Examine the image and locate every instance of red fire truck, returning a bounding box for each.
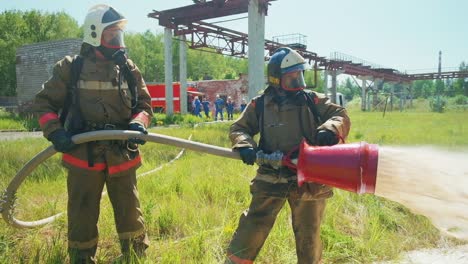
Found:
[146,83,203,113]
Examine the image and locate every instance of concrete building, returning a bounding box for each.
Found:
[15,38,81,112]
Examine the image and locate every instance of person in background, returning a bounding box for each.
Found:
[34,4,152,263]
[193,96,202,118]
[226,96,235,121]
[226,47,350,264]
[240,98,247,113]
[214,94,225,121]
[202,96,211,118]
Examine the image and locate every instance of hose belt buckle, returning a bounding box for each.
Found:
[127,142,138,152]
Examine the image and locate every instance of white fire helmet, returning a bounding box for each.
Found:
[268,47,307,91]
[83,4,128,48]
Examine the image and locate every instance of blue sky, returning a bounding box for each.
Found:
[2,0,467,73]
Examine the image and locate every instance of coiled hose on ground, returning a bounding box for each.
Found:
[0,130,240,229]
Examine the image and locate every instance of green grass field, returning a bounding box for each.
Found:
[0,101,467,263]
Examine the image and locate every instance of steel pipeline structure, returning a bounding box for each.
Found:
[149,1,468,83]
[1,130,380,229]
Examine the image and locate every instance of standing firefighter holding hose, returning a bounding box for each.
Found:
[33,4,152,263]
[226,47,351,264]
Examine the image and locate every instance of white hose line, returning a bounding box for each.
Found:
[1,130,240,228]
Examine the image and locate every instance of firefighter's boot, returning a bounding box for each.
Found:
[117,233,149,262]
[69,246,97,264]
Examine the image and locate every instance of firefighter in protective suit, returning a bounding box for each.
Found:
[226,47,351,264]
[34,4,152,263]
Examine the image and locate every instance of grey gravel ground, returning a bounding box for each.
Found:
[375,244,468,264]
[0,131,43,141]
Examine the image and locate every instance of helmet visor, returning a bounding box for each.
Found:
[101,24,126,49]
[281,70,306,91]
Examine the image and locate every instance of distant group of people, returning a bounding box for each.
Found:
[191,94,247,121]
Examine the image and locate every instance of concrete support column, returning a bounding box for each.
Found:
[164,28,173,115]
[179,35,188,114]
[373,79,382,110]
[367,85,372,111]
[400,85,404,111]
[361,78,367,111]
[323,69,329,95]
[408,83,413,107]
[248,0,266,99]
[390,84,394,111]
[330,70,337,104]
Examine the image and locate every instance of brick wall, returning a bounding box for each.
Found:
[15,39,82,109]
[194,74,250,112]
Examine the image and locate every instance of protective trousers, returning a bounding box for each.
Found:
[215,109,224,121]
[67,168,149,263]
[227,181,326,264]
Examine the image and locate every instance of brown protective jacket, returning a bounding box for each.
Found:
[230,86,351,197]
[34,53,153,176]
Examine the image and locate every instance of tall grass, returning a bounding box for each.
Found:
[0,105,466,263]
[0,108,39,131]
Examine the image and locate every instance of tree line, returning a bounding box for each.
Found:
[0,10,248,97]
[1,10,467,101]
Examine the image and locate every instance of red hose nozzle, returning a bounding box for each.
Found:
[297,141,379,194]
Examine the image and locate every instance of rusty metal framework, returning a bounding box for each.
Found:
[149,0,274,28]
[149,0,468,83]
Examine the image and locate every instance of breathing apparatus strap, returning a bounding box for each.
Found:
[112,49,138,110]
[60,55,84,126]
[299,91,322,145]
[254,94,266,150]
[304,92,322,125]
[59,55,96,167]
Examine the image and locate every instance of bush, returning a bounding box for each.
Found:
[452,95,468,105]
[152,113,205,127]
[429,96,447,113]
[21,113,39,131]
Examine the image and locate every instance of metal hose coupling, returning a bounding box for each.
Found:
[256,150,299,170]
[256,150,284,169]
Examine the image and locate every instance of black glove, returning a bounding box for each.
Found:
[128,123,148,145]
[238,147,256,165]
[48,129,76,153]
[316,130,339,146]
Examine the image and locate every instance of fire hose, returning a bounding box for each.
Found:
[1,130,295,229]
[1,130,378,228]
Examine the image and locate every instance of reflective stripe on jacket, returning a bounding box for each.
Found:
[34,54,153,174]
